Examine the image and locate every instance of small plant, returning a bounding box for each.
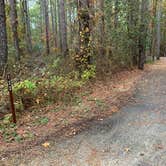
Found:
[88,98,109,112]
[2,114,12,124]
[95,99,109,112]
[35,117,49,125]
[0,121,20,142]
[0,119,34,143]
[13,80,37,93]
[13,80,37,109]
[52,58,60,69]
[71,96,82,105]
[81,65,96,81]
[39,74,84,104]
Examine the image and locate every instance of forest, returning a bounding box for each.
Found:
[0,0,166,157]
[0,0,165,74]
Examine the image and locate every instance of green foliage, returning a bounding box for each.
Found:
[88,98,109,112]
[13,80,37,109]
[13,80,37,94]
[95,99,109,112]
[0,124,18,142]
[38,74,84,105]
[52,58,61,69]
[5,70,87,110]
[0,115,34,143]
[33,43,43,52]
[81,65,96,81]
[2,114,12,125]
[34,117,49,126]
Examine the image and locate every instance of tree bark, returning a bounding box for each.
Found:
[68,3,73,47]
[127,0,139,66]
[97,0,105,45]
[39,0,44,43]
[97,0,105,56]
[138,0,149,70]
[114,0,119,28]
[150,0,157,60]
[58,0,68,55]
[0,0,8,75]
[43,0,50,55]
[50,0,57,48]
[156,0,162,60]
[76,0,91,71]
[9,0,20,61]
[22,0,33,54]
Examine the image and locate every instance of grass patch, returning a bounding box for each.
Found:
[34,117,49,126]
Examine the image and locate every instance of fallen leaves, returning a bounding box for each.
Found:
[36,99,40,104]
[42,142,50,148]
[124,147,131,152]
[111,106,119,113]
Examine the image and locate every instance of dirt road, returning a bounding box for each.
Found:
[1,59,166,166]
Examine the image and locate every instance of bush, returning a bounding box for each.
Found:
[37,75,84,104]
[11,68,95,110]
[81,65,96,81]
[13,80,37,109]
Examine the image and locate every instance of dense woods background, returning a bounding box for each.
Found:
[0,0,165,75]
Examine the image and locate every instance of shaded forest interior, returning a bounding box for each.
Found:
[0,0,166,137]
[0,0,165,73]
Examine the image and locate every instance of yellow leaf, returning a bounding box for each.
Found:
[36,99,40,104]
[124,148,130,152]
[85,27,89,32]
[42,142,50,148]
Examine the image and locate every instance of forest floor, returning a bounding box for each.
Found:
[1,58,166,165]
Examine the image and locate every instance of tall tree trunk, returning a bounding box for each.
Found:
[0,0,8,75]
[68,3,73,47]
[105,0,113,47]
[77,0,91,71]
[138,0,149,70]
[39,0,44,44]
[57,0,62,50]
[20,0,26,37]
[22,0,33,54]
[53,0,58,46]
[156,0,162,60]
[96,0,105,56]
[97,0,105,46]
[9,0,20,61]
[50,0,57,48]
[114,0,119,28]
[150,0,157,60]
[127,0,139,66]
[58,0,68,55]
[43,0,50,55]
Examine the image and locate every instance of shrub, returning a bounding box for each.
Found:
[37,75,84,104]
[81,65,96,81]
[13,80,37,109]
[11,69,92,110]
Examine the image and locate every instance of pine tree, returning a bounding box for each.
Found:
[0,0,8,75]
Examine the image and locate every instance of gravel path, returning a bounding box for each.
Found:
[1,59,166,166]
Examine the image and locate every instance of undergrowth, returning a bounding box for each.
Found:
[0,53,132,143]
